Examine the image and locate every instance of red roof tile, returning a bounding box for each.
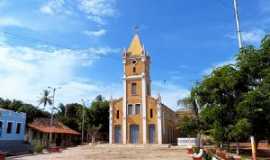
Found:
[28,118,80,135]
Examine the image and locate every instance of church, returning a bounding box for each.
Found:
[109,34,177,144]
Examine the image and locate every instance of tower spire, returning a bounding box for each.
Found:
[127,29,144,56]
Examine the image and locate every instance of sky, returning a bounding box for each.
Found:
[0,0,269,110]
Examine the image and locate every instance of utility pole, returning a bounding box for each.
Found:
[233,0,243,49]
[81,99,86,144]
[48,86,61,145]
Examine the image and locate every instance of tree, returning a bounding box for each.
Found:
[235,36,270,149]
[56,103,84,132]
[228,118,251,154]
[39,90,53,109]
[55,95,110,142]
[184,35,270,151]
[194,65,243,148]
[0,97,49,123]
[177,116,198,137]
[88,95,109,136]
[88,124,102,144]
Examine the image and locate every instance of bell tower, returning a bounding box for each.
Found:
[122,34,151,144]
[109,33,177,145]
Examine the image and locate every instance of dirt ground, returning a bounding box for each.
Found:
[10,144,191,160]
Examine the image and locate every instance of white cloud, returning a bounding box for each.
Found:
[152,81,190,111]
[242,29,266,45]
[78,0,117,24]
[226,29,266,46]
[40,0,72,15]
[0,17,23,27]
[83,29,107,37]
[0,41,119,107]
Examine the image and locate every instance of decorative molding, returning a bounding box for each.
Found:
[109,101,113,144]
[122,78,127,144]
[157,98,162,144]
[142,76,147,144]
[125,74,143,80]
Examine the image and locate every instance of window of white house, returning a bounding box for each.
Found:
[0,121,2,137]
[135,104,141,114]
[128,104,133,115]
[7,122,12,134]
[16,123,21,134]
[131,83,137,95]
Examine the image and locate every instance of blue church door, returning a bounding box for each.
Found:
[130,125,139,144]
[114,125,121,144]
[149,124,155,144]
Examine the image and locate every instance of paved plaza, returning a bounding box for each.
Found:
[10,144,191,160]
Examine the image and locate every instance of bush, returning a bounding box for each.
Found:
[32,141,44,153]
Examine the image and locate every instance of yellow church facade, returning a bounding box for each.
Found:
[109,34,177,144]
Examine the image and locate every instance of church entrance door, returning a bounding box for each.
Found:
[149,124,155,144]
[130,125,139,144]
[114,125,121,144]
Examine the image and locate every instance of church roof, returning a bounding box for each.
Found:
[127,34,144,56]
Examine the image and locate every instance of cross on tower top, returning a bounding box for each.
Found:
[134,25,140,34]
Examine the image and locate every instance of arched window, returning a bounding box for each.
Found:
[131,83,137,95]
[116,110,120,119]
[133,67,136,73]
[150,109,153,118]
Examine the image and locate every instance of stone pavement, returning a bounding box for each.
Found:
[10,144,191,160]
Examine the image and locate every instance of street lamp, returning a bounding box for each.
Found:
[48,86,61,145]
[81,99,89,144]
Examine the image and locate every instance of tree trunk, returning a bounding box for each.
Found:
[197,133,201,148]
[92,135,95,144]
[64,106,67,118]
[236,141,240,155]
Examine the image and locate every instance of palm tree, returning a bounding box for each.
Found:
[39,89,54,145]
[39,89,53,109]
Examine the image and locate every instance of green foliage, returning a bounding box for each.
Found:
[88,96,109,133]
[55,95,109,141]
[228,118,251,141]
[177,116,198,137]
[0,98,49,123]
[56,103,84,132]
[32,141,45,153]
[184,35,270,146]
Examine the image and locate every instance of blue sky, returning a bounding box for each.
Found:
[0,0,269,110]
